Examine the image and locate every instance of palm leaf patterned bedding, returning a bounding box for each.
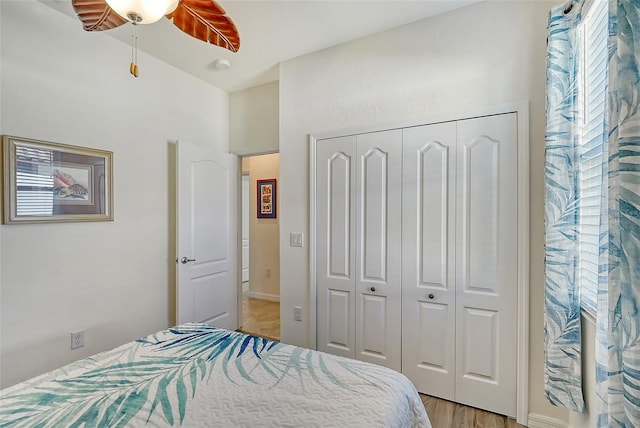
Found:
[0,324,430,427]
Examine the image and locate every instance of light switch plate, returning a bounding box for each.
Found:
[290,232,304,247]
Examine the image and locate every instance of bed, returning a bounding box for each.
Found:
[0,323,431,427]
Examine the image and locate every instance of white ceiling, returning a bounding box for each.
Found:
[44,0,478,93]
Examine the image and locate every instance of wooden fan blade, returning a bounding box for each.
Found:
[72,0,128,31]
[168,0,240,52]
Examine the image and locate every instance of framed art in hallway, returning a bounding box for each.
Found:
[2,135,113,224]
[257,178,276,218]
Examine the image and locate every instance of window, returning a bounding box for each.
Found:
[577,0,608,315]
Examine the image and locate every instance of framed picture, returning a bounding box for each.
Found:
[2,135,113,224]
[257,179,276,218]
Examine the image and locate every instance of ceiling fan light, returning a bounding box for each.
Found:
[106,0,179,25]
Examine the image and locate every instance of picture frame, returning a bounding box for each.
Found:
[257,179,276,218]
[2,135,113,224]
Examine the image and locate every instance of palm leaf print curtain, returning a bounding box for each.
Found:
[596,0,640,425]
[544,0,586,412]
[545,0,640,421]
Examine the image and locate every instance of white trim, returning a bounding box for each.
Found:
[308,102,530,423]
[309,102,529,141]
[309,135,318,350]
[527,413,569,428]
[516,104,531,425]
[231,148,279,157]
[245,291,280,302]
[236,157,244,329]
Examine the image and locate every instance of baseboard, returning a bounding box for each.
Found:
[246,291,280,302]
[528,413,569,428]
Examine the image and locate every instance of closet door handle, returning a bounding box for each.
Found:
[370,287,376,292]
[428,293,435,300]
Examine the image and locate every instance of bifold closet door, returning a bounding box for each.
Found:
[316,136,357,360]
[401,113,518,417]
[455,113,517,417]
[316,130,402,371]
[402,122,457,401]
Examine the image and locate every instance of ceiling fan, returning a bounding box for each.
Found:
[72,0,240,77]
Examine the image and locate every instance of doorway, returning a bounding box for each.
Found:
[238,153,280,341]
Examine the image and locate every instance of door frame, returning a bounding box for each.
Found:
[241,173,250,286]
[309,102,530,424]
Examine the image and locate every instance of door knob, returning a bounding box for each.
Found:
[370,287,376,292]
[428,293,435,300]
[179,257,196,264]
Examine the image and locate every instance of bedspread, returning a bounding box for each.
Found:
[0,324,431,427]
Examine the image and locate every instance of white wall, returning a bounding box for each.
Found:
[230,81,279,155]
[0,1,228,387]
[278,0,566,423]
[244,154,280,301]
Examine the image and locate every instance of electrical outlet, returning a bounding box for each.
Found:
[71,330,85,350]
[293,306,303,322]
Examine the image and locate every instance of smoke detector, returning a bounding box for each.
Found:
[214,59,231,70]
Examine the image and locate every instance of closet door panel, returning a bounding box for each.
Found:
[316,136,356,358]
[361,148,387,282]
[328,152,352,277]
[360,294,388,358]
[417,301,451,369]
[455,113,518,417]
[461,307,498,380]
[327,290,351,350]
[402,122,457,400]
[355,130,402,371]
[465,134,499,291]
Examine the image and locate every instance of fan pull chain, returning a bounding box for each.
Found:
[130,24,139,78]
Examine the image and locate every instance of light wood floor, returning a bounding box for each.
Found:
[420,395,525,427]
[238,294,523,427]
[238,292,280,341]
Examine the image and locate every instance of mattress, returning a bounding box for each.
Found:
[0,323,431,427]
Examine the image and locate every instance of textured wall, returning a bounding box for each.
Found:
[0,1,228,387]
[230,81,279,155]
[278,0,565,422]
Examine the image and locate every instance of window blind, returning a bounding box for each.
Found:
[578,0,608,314]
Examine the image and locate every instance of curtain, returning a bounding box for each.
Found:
[543,0,586,412]
[596,0,640,426]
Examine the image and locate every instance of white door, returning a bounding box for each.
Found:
[401,113,518,417]
[402,122,457,400]
[355,130,402,371]
[316,136,357,359]
[454,113,517,417]
[316,131,402,371]
[242,175,250,284]
[176,141,238,330]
